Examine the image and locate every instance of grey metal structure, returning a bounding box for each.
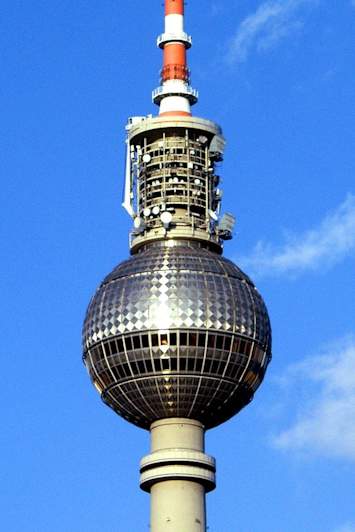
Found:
[83,240,271,430]
[82,2,272,530]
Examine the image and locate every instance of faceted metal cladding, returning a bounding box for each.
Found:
[83,241,271,429]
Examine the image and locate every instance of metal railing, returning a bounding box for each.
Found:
[157,32,192,48]
[152,85,199,103]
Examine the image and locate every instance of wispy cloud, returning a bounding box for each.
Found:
[272,336,355,461]
[239,194,355,278]
[227,0,318,64]
[334,524,355,532]
[210,2,225,17]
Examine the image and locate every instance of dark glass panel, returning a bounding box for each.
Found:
[137,360,145,373]
[187,359,195,371]
[224,336,232,351]
[133,336,141,349]
[151,334,159,346]
[208,335,216,349]
[180,332,188,345]
[110,366,121,380]
[232,338,240,352]
[161,358,170,370]
[204,359,212,372]
[211,360,220,373]
[109,340,117,355]
[180,358,187,371]
[198,333,206,347]
[195,359,203,372]
[99,371,111,386]
[129,361,138,374]
[120,363,130,377]
[190,332,197,346]
[216,336,224,350]
[117,338,124,352]
[142,334,149,348]
[145,360,153,372]
[125,337,133,352]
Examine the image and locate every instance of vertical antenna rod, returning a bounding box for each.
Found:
[153,0,198,116]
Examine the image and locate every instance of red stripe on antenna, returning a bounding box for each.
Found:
[162,42,188,82]
[165,0,184,16]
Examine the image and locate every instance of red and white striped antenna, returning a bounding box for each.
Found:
[153,0,198,116]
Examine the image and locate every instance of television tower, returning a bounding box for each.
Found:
[82,1,272,530]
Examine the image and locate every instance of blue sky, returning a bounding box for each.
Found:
[1,1,354,531]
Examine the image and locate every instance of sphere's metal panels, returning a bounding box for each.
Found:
[82,241,271,429]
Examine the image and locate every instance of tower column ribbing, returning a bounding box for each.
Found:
[140,419,215,532]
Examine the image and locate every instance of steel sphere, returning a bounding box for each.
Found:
[82,241,271,429]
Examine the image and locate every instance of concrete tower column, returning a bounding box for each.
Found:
[140,418,216,532]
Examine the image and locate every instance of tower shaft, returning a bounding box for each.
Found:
[151,481,205,531]
[140,419,215,532]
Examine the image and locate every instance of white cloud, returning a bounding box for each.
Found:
[227,0,317,63]
[272,336,355,461]
[239,194,355,278]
